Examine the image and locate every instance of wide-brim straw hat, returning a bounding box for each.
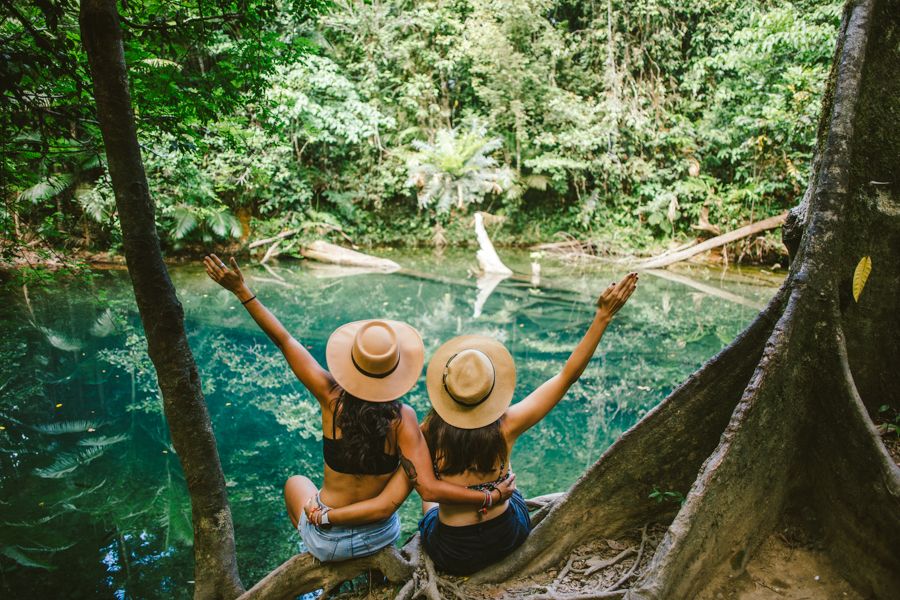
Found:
[326,319,425,402]
[426,335,516,429]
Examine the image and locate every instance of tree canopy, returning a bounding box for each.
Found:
[3,0,841,259]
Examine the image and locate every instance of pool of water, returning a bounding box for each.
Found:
[0,249,781,598]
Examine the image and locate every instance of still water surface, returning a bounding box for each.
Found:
[0,250,780,598]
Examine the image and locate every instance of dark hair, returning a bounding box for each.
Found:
[422,410,507,475]
[333,391,402,468]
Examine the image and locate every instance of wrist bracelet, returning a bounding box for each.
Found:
[241,295,257,305]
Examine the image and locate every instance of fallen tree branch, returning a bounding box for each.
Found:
[236,547,414,600]
[248,222,354,250]
[635,212,787,270]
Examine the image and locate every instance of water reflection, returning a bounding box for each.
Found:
[0,251,779,598]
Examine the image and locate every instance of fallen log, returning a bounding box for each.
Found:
[635,212,787,270]
[300,240,400,271]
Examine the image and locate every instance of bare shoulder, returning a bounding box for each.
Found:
[398,404,420,431]
[320,380,343,409]
[499,411,517,443]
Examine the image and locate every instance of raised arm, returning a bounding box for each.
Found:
[204,254,336,403]
[503,273,638,440]
[397,405,514,506]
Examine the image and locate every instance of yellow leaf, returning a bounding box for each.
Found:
[853,256,872,302]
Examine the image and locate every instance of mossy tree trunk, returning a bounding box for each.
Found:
[79,2,244,598]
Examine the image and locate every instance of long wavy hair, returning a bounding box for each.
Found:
[422,410,507,475]
[333,390,402,467]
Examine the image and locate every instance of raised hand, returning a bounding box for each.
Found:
[204,254,246,294]
[596,272,639,319]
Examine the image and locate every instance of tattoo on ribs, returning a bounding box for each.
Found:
[399,453,418,482]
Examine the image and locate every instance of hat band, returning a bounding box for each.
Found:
[351,351,400,379]
[442,352,496,408]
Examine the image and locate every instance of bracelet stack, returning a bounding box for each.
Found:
[479,488,494,515]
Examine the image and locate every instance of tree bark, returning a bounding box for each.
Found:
[79,2,244,598]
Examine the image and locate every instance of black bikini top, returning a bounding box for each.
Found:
[322,435,399,476]
[433,460,511,491]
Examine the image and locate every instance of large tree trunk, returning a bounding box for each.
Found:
[79,2,244,599]
[236,1,899,598]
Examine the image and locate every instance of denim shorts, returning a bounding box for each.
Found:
[418,490,531,575]
[298,493,401,562]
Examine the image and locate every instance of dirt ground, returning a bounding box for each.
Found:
[700,534,863,600]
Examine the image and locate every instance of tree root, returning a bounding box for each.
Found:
[236,546,414,600]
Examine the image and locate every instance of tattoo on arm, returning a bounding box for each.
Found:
[399,453,418,482]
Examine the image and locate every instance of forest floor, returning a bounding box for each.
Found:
[327,514,872,600]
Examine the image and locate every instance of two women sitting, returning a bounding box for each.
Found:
[205,253,637,574]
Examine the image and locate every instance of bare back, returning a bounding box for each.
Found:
[318,390,401,508]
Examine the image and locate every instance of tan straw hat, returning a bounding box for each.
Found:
[426,335,516,429]
[326,319,425,402]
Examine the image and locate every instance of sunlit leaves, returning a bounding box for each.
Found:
[853,256,872,302]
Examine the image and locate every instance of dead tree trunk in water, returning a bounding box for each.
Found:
[238,1,900,597]
[79,2,244,598]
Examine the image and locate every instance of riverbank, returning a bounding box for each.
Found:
[0,221,789,280]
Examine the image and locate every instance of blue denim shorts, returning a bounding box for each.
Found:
[298,493,401,562]
[418,490,531,575]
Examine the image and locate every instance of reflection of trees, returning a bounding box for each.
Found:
[0,260,779,594]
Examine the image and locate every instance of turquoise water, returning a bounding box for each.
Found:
[0,250,780,598]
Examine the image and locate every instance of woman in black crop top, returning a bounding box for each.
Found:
[205,255,516,562]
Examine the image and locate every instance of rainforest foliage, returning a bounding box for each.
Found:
[1,0,841,257]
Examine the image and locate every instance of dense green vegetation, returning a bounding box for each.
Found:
[2,0,841,261]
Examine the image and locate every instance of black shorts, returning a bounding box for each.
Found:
[418,490,531,575]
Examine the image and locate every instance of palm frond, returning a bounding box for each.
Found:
[89,309,118,338]
[171,205,198,240]
[77,434,128,447]
[18,174,75,204]
[33,447,105,479]
[31,420,106,435]
[36,326,83,352]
